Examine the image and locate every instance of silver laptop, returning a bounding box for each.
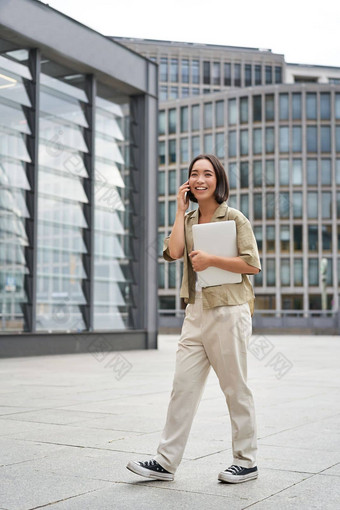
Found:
[192,220,242,287]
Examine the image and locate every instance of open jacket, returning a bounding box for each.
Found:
[163,202,262,316]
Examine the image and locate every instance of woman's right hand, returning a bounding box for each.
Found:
[177,180,191,213]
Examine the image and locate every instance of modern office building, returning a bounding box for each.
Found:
[0,0,158,356]
[113,37,340,332]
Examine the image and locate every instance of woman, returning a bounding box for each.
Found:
[127,154,261,484]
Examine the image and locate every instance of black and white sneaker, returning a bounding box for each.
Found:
[218,464,258,483]
[126,459,174,481]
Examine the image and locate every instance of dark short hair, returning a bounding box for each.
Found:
[187,154,230,204]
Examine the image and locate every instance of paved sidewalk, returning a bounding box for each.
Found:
[0,334,339,509]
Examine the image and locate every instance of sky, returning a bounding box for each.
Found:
[44,0,340,67]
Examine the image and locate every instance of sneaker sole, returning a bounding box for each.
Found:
[218,471,258,484]
[126,461,174,481]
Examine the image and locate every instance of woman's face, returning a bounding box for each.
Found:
[189,158,217,203]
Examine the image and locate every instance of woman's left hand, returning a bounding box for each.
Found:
[189,250,211,271]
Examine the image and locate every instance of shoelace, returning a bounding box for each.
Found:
[225,464,243,474]
[141,460,158,468]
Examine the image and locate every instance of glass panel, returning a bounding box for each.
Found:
[267,259,275,286]
[307,159,318,185]
[266,225,275,251]
[322,225,332,251]
[170,58,178,82]
[245,64,252,86]
[181,59,189,83]
[281,259,290,286]
[191,105,200,131]
[337,127,340,153]
[292,126,302,152]
[321,126,331,153]
[192,60,199,84]
[228,98,237,124]
[169,263,176,288]
[203,61,210,84]
[275,66,282,84]
[168,139,176,163]
[306,93,317,120]
[240,162,248,188]
[180,106,188,132]
[254,193,262,219]
[191,136,200,158]
[159,141,165,165]
[234,63,241,86]
[321,159,331,185]
[279,159,289,185]
[320,93,331,120]
[255,65,261,85]
[212,62,220,85]
[266,193,275,219]
[307,126,317,152]
[253,160,262,186]
[224,63,231,86]
[336,160,340,185]
[293,191,302,218]
[253,95,262,122]
[40,88,88,127]
[204,134,213,153]
[0,102,31,134]
[308,259,319,286]
[265,66,272,84]
[204,103,213,129]
[279,93,289,120]
[280,225,290,251]
[253,128,262,155]
[322,192,332,218]
[294,225,302,251]
[292,159,302,185]
[215,100,224,127]
[292,93,301,119]
[240,97,248,123]
[294,259,303,286]
[254,226,263,251]
[279,192,290,218]
[240,194,249,217]
[168,200,176,225]
[180,138,188,164]
[265,127,274,153]
[240,130,248,156]
[228,162,237,189]
[159,111,165,135]
[168,108,176,134]
[265,94,274,121]
[160,58,168,81]
[228,131,236,157]
[307,192,318,218]
[266,160,275,186]
[216,133,225,158]
[280,126,289,153]
[158,171,165,195]
[308,225,318,251]
[168,170,177,194]
[335,93,340,119]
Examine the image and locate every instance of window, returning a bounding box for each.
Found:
[322,225,332,251]
[192,60,200,84]
[240,97,248,123]
[265,65,272,84]
[170,58,178,82]
[308,225,318,251]
[158,202,165,226]
[322,192,332,219]
[292,159,302,185]
[279,126,289,153]
[212,62,220,85]
[204,102,213,129]
[279,159,289,185]
[168,108,177,134]
[279,94,289,120]
[294,225,302,251]
[337,127,340,152]
[266,193,275,219]
[191,136,200,158]
[169,86,178,99]
[292,126,302,152]
[160,86,167,101]
[281,259,290,286]
[159,111,165,135]
[180,138,188,164]
[229,162,238,189]
[292,93,301,119]
[159,141,165,165]
[321,126,331,153]
[228,98,237,124]
[266,226,275,252]
[254,226,263,251]
[255,65,262,85]
[204,134,213,153]
[336,160,340,185]
[253,128,262,154]
[168,139,176,164]
[307,126,317,152]
[253,95,262,122]
[280,225,290,251]
[253,160,262,186]
[228,131,237,157]
[306,93,317,120]
[180,107,188,133]
[181,87,189,98]
[240,130,249,155]
[254,193,262,219]
[216,133,225,158]
[181,59,189,83]
[321,159,331,185]
[160,57,168,81]
[275,66,282,83]
[266,160,275,186]
[158,171,165,195]
[240,194,249,217]
[158,263,165,288]
[336,93,340,119]
[294,259,303,286]
[168,200,177,225]
[279,192,290,218]
[191,104,200,131]
[293,191,302,218]
[240,162,249,188]
[224,63,231,86]
[215,100,224,127]
[308,259,319,286]
[265,94,274,121]
[307,191,318,218]
[168,170,177,195]
[234,63,241,86]
[307,159,318,185]
[169,263,176,288]
[320,93,331,119]
[245,64,252,86]
[266,259,275,286]
[203,61,210,84]
[265,127,274,153]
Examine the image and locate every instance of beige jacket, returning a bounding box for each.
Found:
[163,202,262,316]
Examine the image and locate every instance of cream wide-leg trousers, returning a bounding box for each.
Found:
[154,290,257,474]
